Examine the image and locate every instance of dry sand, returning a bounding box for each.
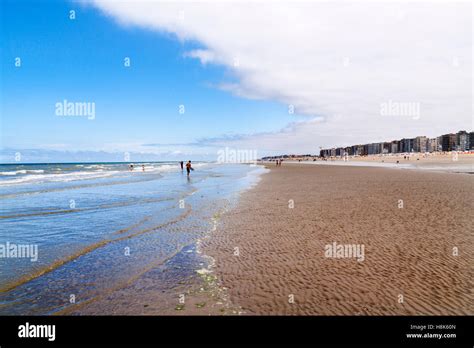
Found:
[203,164,473,315]
[341,152,474,171]
[276,152,474,173]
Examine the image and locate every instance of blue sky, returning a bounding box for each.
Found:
[1,0,295,162]
[1,0,471,162]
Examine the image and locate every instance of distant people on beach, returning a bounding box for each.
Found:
[180,161,184,171]
[129,164,134,171]
[186,160,193,176]
[142,165,145,172]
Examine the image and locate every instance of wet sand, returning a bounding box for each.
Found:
[203,164,473,315]
[65,244,240,315]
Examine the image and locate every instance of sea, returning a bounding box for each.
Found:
[0,161,266,315]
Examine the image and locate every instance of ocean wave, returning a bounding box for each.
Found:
[0,169,45,176]
[0,171,23,176]
[0,170,119,186]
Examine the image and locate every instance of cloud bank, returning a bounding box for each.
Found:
[90,0,472,153]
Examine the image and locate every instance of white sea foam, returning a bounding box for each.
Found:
[0,170,119,186]
[0,169,45,176]
[0,171,22,176]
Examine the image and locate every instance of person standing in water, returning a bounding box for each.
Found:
[186,161,193,176]
[180,161,184,171]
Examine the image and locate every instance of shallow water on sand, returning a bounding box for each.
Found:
[0,162,265,315]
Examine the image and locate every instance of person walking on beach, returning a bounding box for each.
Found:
[186,160,193,176]
[180,161,184,171]
[142,164,145,172]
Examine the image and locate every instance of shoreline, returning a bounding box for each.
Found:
[202,163,473,315]
[65,164,266,316]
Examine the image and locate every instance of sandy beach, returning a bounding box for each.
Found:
[269,152,474,173]
[324,152,474,173]
[203,164,473,315]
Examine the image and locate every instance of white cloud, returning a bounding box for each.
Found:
[90,0,472,153]
[184,49,215,64]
